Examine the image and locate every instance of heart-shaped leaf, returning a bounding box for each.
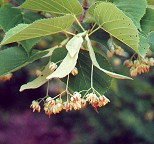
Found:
[93,2,139,53]
[19,0,82,15]
[1,15,75,45]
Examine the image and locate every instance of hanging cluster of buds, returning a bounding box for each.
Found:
[107,39,128,58]
[124,57,154,76]
[0,73,13,81]
[30,92,110,116]
[107,46,128,57]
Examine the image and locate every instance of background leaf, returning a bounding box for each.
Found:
[141,8,154,33]
[93,2,139,53]
[1,15,75,45]
[0,47,49,76]
[19,0,82,15]
[0,4,44,52]
[148,31,154,52]
[138,34,150,58]
[113,0,147,30]
[0,46,28,76]
[0,4,23,32]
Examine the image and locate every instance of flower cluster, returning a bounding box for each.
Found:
[30,92,110,116]
[107,46,128,58]
[124,58,154,76]
[86,93,110,109]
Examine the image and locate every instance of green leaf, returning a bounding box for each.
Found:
[138,34,150,58]
[0,46,28,76]
[93,2,139,53]
[0,4,44,52]
[141,8,154,33]
[19,0,82,15]
[0,4,23,32]
[0,46,55,76]
[68,50,112,94]
[113,0,147,30]
[51,48,112,94]
[88,1,102,16]
[47,47,80,79]
[20,38,40,53]
[85,35,133,80]
[66,32,85,57]
[0,4,44,32]
[148,31,154,52]
[20,64,51,92]
[1,15,75,45]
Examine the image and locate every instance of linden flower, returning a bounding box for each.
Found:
[52,103,63,114]
[49,99,63,114]
[44,103,53,116]
[86,93,99,109]
[124,57,154,76]
[81,99,87,108]
[71,67,78,76]
[30,100,41,112]
[70,92,82,110]
[46,97,55,106]
[86,93,99,104]
[71,92,81,102]
[71,101,82,110]
[49,62,57,71]
[98,95,110,107]
[63,102,72,112]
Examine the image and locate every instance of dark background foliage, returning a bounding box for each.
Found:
[0,65,154,144]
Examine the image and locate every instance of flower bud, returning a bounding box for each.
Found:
[30,100,41,112]
[49,62,57,71]
[71,67,78,76]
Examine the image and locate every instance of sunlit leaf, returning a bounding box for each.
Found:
[93,2,139,53]
[0,15,75,45]
[19,0,82,15]
[113,0,147,29]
